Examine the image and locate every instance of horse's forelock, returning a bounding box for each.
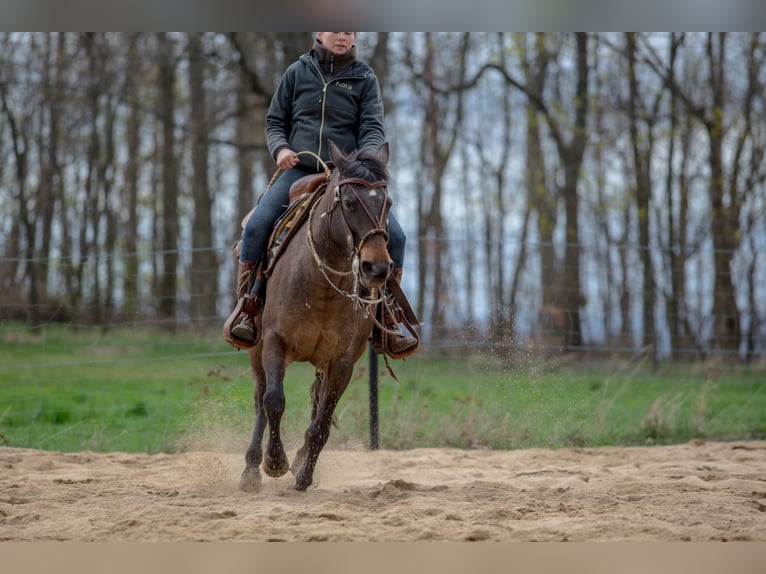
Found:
[341,147,390,183]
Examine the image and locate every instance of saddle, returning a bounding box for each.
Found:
[240,171,330,231]
[235,171,330,275]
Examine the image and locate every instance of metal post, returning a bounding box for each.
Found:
[368,342,379,450]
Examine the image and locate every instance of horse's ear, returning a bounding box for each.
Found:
[327,140,345,168]
[375,142,390,165]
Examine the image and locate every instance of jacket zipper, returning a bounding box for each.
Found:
[308,56,361,171]
[310,58,330,170]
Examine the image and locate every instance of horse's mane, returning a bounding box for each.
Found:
[339,146,390,183]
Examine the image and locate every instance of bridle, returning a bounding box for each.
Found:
[333,176,390,253]
[306,172,391,312]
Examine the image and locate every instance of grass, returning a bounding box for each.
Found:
[1,322,765,454]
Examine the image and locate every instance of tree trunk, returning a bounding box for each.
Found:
[706,34,741,352]
[102,86,118,330]
[521,33,558,345]
[1,70,39,331]
[36,33,59,303]
[157,33,179,328]
[559,33,590,349]
[83,32,103,325]
[123,33,142,318]
[626,33,657,358]
[664,34,682,359]
[187,32,217,326]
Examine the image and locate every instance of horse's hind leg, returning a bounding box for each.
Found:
[291,371,323,477]
[239,354,267,493]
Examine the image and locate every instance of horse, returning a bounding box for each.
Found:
[238,140,393,493]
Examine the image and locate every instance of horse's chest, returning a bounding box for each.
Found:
[284,303,368,358]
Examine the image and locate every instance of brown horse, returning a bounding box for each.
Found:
[238,140,393,492]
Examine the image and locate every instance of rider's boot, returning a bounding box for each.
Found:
[379,268,419,359]
[223,260,261,349]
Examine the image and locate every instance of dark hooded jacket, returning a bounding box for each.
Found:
[265,39,385,171]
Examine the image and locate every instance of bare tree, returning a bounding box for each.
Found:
[368,33,391,108]
[405,33,468,339]
[460,33,591,349]
[519,33,559,346]
[122,33,143,318]
[157,33,180,328]
[35,34,60,305]
[555,33,590,349]
[187,32,217,325]
[641,33,762,354]
[625,33,661,360]
[473,33,520,340]
[1,43,37,329]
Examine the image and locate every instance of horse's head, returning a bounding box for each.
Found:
[327,140,393,290]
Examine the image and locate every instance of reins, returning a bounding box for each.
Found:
[264,150,333,192]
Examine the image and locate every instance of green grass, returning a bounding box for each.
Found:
[1,323,765,454]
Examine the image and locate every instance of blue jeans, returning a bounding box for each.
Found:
[240,167,406,269]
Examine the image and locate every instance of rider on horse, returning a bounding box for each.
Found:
[223,32,418,359]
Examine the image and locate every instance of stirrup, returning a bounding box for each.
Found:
[382,329,419,359]
[223,295,262,350]
[371,302,420,360]
[231,314,255,341]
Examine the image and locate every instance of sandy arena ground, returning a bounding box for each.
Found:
[1,440,765,542]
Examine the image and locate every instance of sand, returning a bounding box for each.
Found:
[1,441,765,542]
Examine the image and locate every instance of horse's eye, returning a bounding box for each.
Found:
[342,192,356,211]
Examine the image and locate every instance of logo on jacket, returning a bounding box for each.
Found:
[334,81,353,91]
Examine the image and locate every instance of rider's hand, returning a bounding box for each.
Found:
[276,148,299,170]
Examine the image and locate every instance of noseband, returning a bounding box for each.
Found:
[307,174,390,311]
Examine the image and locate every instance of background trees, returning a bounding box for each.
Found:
[1,32,764,360]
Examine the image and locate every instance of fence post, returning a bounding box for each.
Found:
[368,342,379,450]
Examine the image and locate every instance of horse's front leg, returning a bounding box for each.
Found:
[239,351,267,493]
[261,346,290,478]
[293,363,353,491]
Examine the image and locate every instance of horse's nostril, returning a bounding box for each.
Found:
[361,260,389,280]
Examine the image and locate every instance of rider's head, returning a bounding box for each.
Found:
[315,32,356,55]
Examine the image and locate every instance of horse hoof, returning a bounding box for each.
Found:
[262,456,290,478]
[238,467,261,493]
[294,473,313,491]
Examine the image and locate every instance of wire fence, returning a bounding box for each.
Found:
[3,275,765,455]
[2,240,765,362]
